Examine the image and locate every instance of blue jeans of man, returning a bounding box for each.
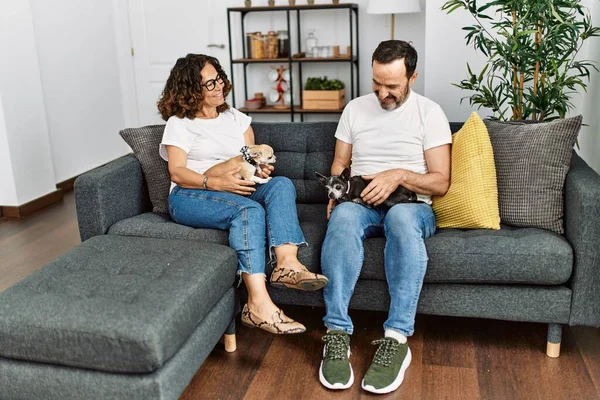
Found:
[321,202,436,336]
[168,176,307,276]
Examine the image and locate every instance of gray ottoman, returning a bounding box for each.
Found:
[0,235,238,400]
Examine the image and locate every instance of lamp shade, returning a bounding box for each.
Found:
[366,0,421,14]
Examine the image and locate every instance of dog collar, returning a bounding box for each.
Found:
[345,180,351,195]
[240,146,258,166]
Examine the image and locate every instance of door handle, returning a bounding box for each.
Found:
[207,44,226,49]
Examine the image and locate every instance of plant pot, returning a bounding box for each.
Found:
[332,0,340,4]
[268,0,275,6]
[244,0,251,7]
[307,0,315,4]
[289,0,296,5]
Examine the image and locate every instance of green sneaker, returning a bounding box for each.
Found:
[361,337,411,394]
[319,330,354,390]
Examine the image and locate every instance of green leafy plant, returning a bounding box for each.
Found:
[304,76,345,90]
[442,0,600,121]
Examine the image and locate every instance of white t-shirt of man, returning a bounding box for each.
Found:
[335,91,452,204]
[159,108,252,192]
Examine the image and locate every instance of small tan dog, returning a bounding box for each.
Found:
[227,145,276,184]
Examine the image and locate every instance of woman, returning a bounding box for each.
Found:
[158,54,327,334]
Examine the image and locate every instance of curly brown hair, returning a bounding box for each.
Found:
[157,54,232,121]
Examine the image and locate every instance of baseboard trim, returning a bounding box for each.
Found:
[1,189,64,219]
[56,176,78,192]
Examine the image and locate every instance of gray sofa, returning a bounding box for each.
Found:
[75,121,600,360]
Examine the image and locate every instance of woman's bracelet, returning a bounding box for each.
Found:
[202,176,209,190]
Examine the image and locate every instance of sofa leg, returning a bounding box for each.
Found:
[546,323,562,358]
[222,318,237,352]
[223,334,237,353]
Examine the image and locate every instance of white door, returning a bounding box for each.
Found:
[127,0,231,126]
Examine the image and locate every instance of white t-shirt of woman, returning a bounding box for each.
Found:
[159,108,252,192]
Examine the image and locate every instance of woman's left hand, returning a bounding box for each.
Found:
[257,164,274,179]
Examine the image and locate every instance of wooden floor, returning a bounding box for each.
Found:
[2,192,599,400]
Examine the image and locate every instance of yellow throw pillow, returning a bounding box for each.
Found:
[432,112,500,230]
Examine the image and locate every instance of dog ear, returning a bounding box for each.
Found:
[341,168,350,180]
[315,172,328,186]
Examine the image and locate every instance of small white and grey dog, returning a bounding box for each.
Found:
[315,167,418,208]
[220,144,276,184]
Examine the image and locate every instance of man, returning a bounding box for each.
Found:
[318,40,452,394]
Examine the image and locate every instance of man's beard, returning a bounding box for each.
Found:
[376,86,410,111]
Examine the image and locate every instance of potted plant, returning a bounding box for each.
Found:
[303,76,346,109]
[442,0,600,121]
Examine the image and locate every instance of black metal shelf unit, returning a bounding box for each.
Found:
[226,3,359,121]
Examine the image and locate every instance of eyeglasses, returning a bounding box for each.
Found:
[202,74,225,91]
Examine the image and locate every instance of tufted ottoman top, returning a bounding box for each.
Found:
[0,235,237,373]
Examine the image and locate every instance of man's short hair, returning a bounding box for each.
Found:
[372,40,418,79]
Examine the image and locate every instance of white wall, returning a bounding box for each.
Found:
[0,0,57,206]
[0,93,18,205]
[0,0,130,207]
[30,0,129,183]
[424,0,492,122]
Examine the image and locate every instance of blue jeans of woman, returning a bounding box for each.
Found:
[321,202,436,336]
[168,176,307,276]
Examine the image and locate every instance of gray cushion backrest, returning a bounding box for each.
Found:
[253,122,338,204]
[120,125,170,214]
[118,121,463,210]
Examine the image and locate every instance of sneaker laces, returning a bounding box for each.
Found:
[322,333,349,360]
[371,338,401,367]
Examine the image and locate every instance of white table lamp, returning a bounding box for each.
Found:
[367,0,421,40]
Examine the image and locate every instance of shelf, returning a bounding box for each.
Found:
[228,3,358,13]
[294,56,356,63]
[239,106,344,114]
[228,1,359,120]
[233,58,289,64]
[239,106,291,113]
[232,56,357,64]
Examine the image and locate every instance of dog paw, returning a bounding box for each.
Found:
[251,176,271,184]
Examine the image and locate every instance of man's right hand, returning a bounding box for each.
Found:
[208,166,256,195]
[327,198,336,220]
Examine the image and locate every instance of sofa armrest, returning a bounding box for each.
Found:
[74,154,151,242]
[565,153,600,327]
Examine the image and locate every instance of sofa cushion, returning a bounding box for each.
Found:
[0,235,237,373]
[484,116,582,234]
[433,112,500,229]
[110,205,572,286]
[108,207,328,273]
[108,212,229,245]
[120,125,171,214]
[362,225,573,285]
[108,205,328,242]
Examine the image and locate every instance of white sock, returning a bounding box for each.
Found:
[385,329,407,344]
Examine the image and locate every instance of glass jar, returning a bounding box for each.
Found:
[250,32,265,59]
[265,31,279,59]
[277,30,290,58]
[305,29,318,57]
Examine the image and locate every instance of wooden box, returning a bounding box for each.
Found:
[302,89,345,110]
